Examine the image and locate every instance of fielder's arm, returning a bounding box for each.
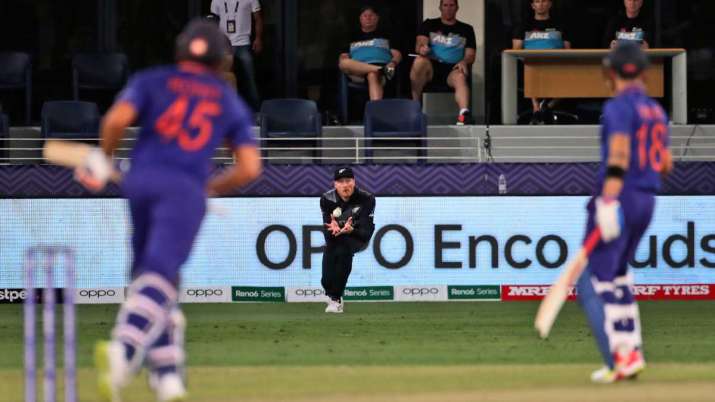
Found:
[353,196,375,243]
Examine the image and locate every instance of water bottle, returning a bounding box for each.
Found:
[498,174,507,195]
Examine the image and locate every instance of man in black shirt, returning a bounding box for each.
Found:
[603,0,653,48]
[410,0,477,125]
[320,167,376,313]
[339,6,402,101]
[513,0,571,50]
[512,0,571,120]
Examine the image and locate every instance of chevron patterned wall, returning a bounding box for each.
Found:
[1,163,714,197]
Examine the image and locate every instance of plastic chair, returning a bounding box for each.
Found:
[259,99,322,163]
[363,99,427,163]
[41,101,100,140]
[0,52,32,125]
[72,52,129,101]
[337,65,401,124]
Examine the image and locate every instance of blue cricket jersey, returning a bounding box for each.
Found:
[117,64,256,185]
[599,86,670,193]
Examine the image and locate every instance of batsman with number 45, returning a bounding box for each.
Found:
[576,42,673,383]
[74,19,261,402]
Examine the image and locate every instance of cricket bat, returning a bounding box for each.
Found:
[534,227,602,339]
[43,140,121,182]
[43,139,229,216]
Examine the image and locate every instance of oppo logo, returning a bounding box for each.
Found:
[402,288,439,296]
[79,290,116,298]
[294,289,324,297]
[186,289,223,297]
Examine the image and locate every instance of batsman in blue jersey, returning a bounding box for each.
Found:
[76,19,261,402]
[578,42,673,383]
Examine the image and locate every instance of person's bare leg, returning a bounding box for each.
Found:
[339,58,381,76]
[448,70,469,110]
[366,71,384,100]
[410,56,433,101]
[532,98,541,112]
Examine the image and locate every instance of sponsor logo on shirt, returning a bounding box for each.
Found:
[525,30,562,40]
[350,38,390,51]
[429,33,466,48]
[616,29,645,42]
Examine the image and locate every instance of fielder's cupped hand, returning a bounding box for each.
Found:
[595,197,623,242]
[325,216,342,236]
[340,217,354,235]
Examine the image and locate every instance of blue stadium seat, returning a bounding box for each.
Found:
[363,99,427,163]
[337,66,402,124]
[259,99,322,163]
[41,101,100,140]
[72,52,129,101]
[0,52,32,125]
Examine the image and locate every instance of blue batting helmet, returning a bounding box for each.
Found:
[603,41,649,79]
[175,18,228,68]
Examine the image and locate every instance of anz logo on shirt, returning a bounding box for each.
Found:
[524,29,564,49]
[429,32,466,48]
[616,29,645,42]
[350,38,390,51]
[525,30,562,40]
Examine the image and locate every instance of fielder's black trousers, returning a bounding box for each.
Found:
[321,236,366,300]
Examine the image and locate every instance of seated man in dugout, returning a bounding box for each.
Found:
[512,0,571,124]
[338,5,402,101]
[603,0,653,49]
[410,0,476,125]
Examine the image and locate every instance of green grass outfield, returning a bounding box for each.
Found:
[1,301,714,402]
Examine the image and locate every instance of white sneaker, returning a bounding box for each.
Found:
[154,373,188,402]
[95,341,132,402]
[325,299,343,313]
[590,366,619,384]
[590,348,647,384]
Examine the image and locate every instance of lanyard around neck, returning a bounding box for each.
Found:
[224,1,239,14]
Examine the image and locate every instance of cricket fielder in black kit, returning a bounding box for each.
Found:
[320,167,375,313]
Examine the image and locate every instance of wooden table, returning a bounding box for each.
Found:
[501,49,687,124]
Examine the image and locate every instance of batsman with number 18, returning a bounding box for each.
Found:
[577,42,673,383]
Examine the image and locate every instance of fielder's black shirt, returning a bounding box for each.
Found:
[320,187,375,244]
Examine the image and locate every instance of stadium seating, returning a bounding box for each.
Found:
[72,52,129,101]
[364,99,426,163]
[41,101,100,140]
[337,66,401,124]
[0,52,32,125]
[259,98,322,163]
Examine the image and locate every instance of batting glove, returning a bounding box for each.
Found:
[595,197,624,242]
[74,148,112,192]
